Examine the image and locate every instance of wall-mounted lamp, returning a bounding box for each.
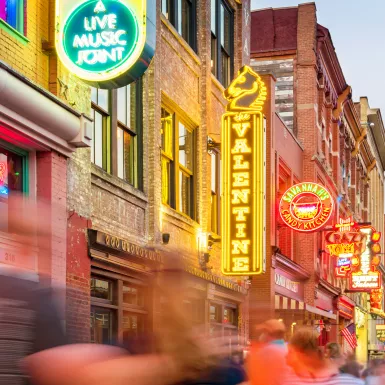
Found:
[207,137,221,155]
[162,233,170,245]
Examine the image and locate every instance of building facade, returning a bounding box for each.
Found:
[250,2,385,359]
[0,0,91,319]
[66,0,252,345]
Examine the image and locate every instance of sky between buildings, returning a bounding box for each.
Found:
[251,0,385,118]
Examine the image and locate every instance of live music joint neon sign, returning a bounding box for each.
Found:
[279,182,334,232]
[56,0,155,88]
[221,66,267,275]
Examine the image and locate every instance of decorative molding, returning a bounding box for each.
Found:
[352,127,368,157]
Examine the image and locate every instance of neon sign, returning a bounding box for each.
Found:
[56,0,155,88]
[325,217,366,278]
[279,182,333,232]
[0,161,6,183]
[221,66,267,275]
[350,226,381,292]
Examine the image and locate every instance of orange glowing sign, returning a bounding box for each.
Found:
[221,66,267,275]
[350,226,382,292]
[279,182,333,232]
[325,217,366,278]
[0,161,6,183]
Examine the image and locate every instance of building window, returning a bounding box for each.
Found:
[211,0,234,87]
[209,302,238,348]
[210,148,221,235]
[0,0,25,34]
[91,274,148,346]
[161,106,196,219]
[91,80,143,189]
[91,88,110,172]
[0,142,28,233]
[161,0,197,52]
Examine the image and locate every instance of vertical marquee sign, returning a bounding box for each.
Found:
[221,66,267,275]
[56,0,155,88]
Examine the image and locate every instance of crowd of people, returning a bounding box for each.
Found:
[1,194,385,385]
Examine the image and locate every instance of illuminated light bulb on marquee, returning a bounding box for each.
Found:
[278,182,334,233]
[56,0,156,88]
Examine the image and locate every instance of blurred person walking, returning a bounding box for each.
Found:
[248,319,289,385]
[325,342,345,372]
[0,194,67,384]
[365,360,385,385]
[284,328,364,384]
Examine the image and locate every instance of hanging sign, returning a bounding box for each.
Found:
[279,182,333,232]
[349,226,382,292]
[55,0,156,88]
[221,66,267,275]
[370,289,385,318]
[325,217,366,278]
[376,325,385,342]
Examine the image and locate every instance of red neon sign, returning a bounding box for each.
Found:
[325,217,366,278]
[279,182,334,232]
[350,226,382,292]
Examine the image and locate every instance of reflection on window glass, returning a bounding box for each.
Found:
[211,0,216,33]
[179,170,191,215]
[210,304,220,321]
[91,307,113,344]
[117,86,132,127]
[123,284,144,307]
[224,307,236,325]
[97,89,109,111]
[0,0,24,33]
[122,312,145,344]
[93,111,103,168]
[91,87,97,104]
[179,123,193,171]
[0,146,24,233]
[91,278,111,300]
[117,128,135,185]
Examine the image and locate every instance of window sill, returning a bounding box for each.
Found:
[160,15,201,66]
[211,74,226,93]
[91,164,148,207]
[161,204,199,229]
[0,19,29,45]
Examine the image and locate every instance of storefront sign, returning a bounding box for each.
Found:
[221,66,267,275]
[325,217,366,278]
[185,265,246,294]
[279,182,333,232]
[56,0,155,88]
[370,289,385,317]
[275,273,299,293]
[350,227,381,292]
[376,325,385,342]
[96,232,162,263]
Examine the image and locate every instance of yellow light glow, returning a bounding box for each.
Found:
[221,66,267,275]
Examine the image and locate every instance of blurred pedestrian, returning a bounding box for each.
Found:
[325,342,345,371]
[284,328,364,384]
[248,319,288,385]
[340,359,362,379]
[365,360,385,385]
[0,194,67,384]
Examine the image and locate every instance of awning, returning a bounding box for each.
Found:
[305,304,337,320]
[275,295,304,310]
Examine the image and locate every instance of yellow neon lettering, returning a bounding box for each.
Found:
[233,207,250,221]
[232,122,250,137]
[233,172,250,187]
[235,223,247,238]
[231,189,250,204]
[233,155,249,170]
[231,139,251,154]
[231,240,251,254]
[232,257,250,272]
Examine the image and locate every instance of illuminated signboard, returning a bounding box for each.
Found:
[221,66,267,275]
[56,0,155,88]
[350,227,382,292]
[325,217,366,278]
[279,182,333,232]
[370,289,385,318]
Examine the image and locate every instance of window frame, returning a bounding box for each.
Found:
[90,271,149,346]
[211,0,234,87]
[90,79,143,190]
[161,0,197,52]
[161,105,197,220]
[0,0,25,36]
